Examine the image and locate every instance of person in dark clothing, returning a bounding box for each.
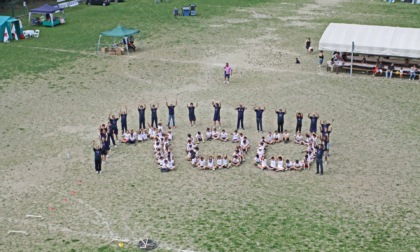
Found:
[305,38,311,53]
[295,112,303,133]
[108,112,120,142]
[138,104,146,129]
[308,112,319,133]
[315,144,325,175]
[107,122,116,147]
[166,100,178,128]
[212,101,222,129]
[120,107,128,134]
[254,106,265,133]
[235,104,247,130]
[150,104,159,128]
[275,108,287,133]
[92,140,102,174]
[187,103,198,127]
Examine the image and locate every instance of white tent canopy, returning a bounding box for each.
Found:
[319,23,420,58]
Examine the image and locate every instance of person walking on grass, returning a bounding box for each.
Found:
[212,100,222,129]
[138,104,146,129]
[275,108,286,133]
[305,38,311,53]
[223,63,232,84]
[235,104,246,131]
[150,103,159,128]
[120,106,128,135]
[92,140,102,174]
[315,143,325,175]
[254,105,265,133]
[166,100,177,128]
[187,102,198,127]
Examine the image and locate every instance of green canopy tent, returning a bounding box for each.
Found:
[1,16,22,42]
[97,26,140,53]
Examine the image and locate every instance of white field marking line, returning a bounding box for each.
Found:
[7,230,29,236]
[55,191,116,238]
[14,45,94,55]
[25,214,44,220]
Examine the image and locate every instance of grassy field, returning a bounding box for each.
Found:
[0,0,419,251]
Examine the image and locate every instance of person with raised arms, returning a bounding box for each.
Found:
[235,104,246,131]
[187,102,198,127]
[166,100,177,128]
[254,105,266,133]
[108,112,120,143]
[212,101,222,129]
[150,103,159,128]
[120,106,128,135]
[275,108,287,133]
[315,143,325,175]
[308,112,319,133]
[138,104,146,129]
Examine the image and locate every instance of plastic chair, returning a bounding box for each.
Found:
[33,30,40,38]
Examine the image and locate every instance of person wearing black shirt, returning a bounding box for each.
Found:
[295,112,303,133]
[254,106,265,133]
[212,101,222,129]
[150,104,159,128]
[138,104,146,129]
[275,108,287,133]
[305,38,311,53]
[308,112,319,133]
[315,144,325,175]
[166,100,177,128]
[92,140,102,174]
[187,103,198,127]
[235,104,247,130]
[120,106,128,134]
[108,112,120,142]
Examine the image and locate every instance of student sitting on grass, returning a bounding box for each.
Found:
[285,159,293,170]
[196,131,204,143]
[241,138,250,153]
[292,159,303,171]
[266,132,275,145]
[282,130,290,143]
[207,156,215,170]
[212,128,220,140]
[220,129,229,142]
[223,155,231,168]
[276,156,285,172]
[216,155,223,169]
[254,154,260,166]
[258,155,268,170]
[268,156,277,170]
[273,130,281,143]
[206,128,212,141]
[231,155,241,167]
[127,129,137,145]
[294,131,304,144]
[232,130,240,143]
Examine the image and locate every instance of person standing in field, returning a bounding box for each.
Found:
[166,100,177,128]
[235,104,246,130]
[223,63,232,84]
[120,106,128,135]
[319,50,324,67]
[138,104,146,129]
[254,106,265,133]
[308,112,319,133]
[305,38,311,53]
[275,108,286,133]
[315,143,325,175]
[150,104,159,128]
[187,103,198,127]
[108,112,120,143]
[92,140,102,174]
[295,112,303,133]
[212,101,222,129]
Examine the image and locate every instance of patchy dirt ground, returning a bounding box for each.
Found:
[0,0,419,251]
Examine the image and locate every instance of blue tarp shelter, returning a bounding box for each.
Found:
[29,4,65,27]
